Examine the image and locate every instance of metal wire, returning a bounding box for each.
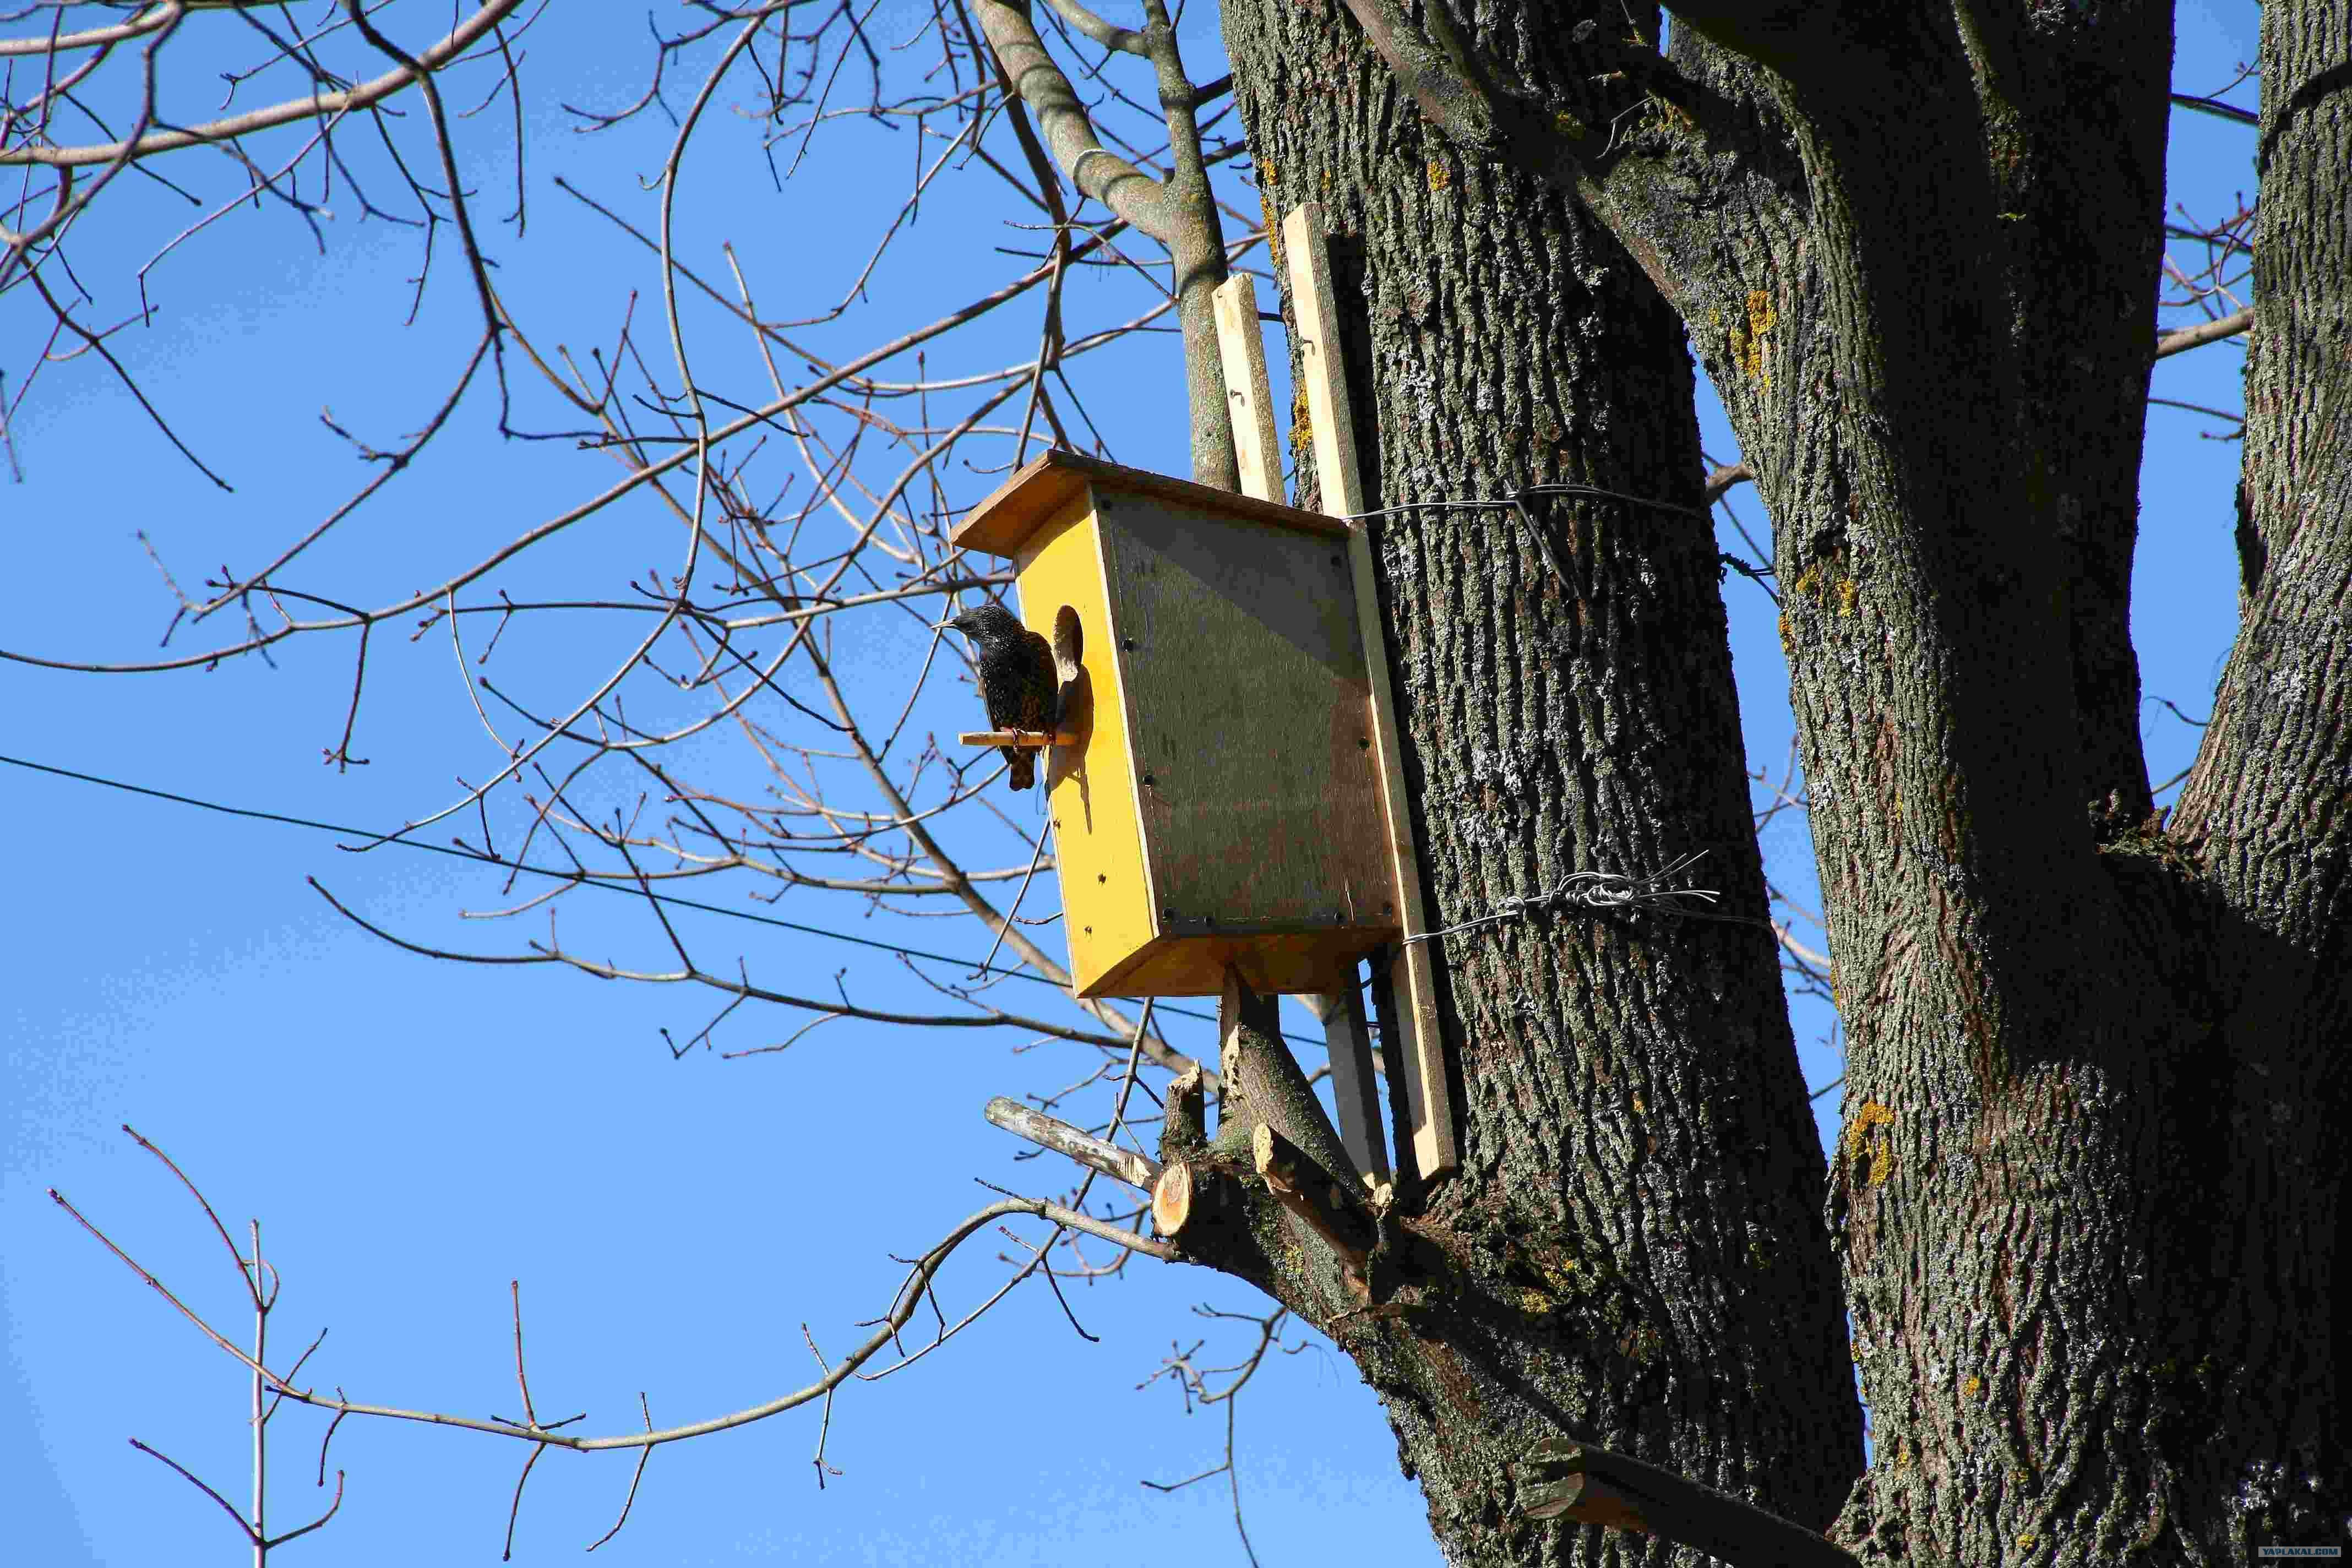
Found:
[1336,486,1777,946]
[1402,847,1774,947]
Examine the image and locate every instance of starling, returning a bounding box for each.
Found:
[946,603,1059,791]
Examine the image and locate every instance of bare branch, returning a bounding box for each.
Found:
[985,1096,1162,1189]
[2,1,532,167]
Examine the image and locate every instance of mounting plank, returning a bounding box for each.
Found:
[1212,273,1284,504]
[1282,202,1458,1180]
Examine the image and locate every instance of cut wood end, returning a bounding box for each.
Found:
[1250,1121,1291,1184]
[957,729,1077,748]
[1521,1472,1649,1533]
[1152,1162,1195,1238]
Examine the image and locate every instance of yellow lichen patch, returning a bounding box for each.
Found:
[1643,95,1695,137]
[1427,159,1452,193]
[1518,1288,1554,1316]
[1844,1100,1894,1151]
[1735,289,1777,386]
[1962,1375,1983,1398]
[1837,578,1860,617]
[2017,1536,2038,1553]
[1553,111,1587,140]
[1790,563,1822,598]
[1893,1439,1912,1470]
[1844,1100,1897,1186]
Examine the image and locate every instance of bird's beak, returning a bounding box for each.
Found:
[932,617,959,631]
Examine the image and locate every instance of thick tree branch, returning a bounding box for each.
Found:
[968,0,1173,237]
[1511,1439,1862,1568]
[1038,0,1146,55]
[968,0,1237,483]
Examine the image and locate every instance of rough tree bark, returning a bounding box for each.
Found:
[1175,1,1867,1561]
[1153,0,2348,1564]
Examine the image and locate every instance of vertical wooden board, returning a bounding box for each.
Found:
[1212,274,1284,505]
[1283,202,1458,1178]
[1281,204,1365,518]
[1092,491,1390,940]
[1016,486,1157,995]
[1324,973,1390,1185]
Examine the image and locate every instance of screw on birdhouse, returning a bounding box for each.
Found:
[1121,637,1136,651]
[1359,737,1371,749]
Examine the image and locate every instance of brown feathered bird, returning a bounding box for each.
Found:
[946,603,1059,791]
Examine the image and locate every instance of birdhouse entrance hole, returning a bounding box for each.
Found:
[952,450,1400,999]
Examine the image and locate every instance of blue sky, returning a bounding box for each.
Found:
[5,2,2258,1562]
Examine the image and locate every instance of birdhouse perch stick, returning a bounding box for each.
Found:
[955,729,1079,748]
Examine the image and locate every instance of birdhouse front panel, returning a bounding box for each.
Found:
[954,451,1402,999]
[1009,486,1159,988]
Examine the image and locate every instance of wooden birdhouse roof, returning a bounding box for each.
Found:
[949,449,1352,559]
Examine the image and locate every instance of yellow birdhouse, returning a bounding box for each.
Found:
[951,450,1400,998]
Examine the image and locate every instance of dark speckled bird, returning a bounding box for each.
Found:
[946,603,1059,791]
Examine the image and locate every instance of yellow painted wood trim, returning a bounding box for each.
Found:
[1012,487,1156,997]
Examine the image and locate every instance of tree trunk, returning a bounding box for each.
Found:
[1197,3,1866,1562]
[1197,0,2350,1562]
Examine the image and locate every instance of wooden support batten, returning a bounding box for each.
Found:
[1282,202,1459,1179]
[1212,274,1284,506]
[1211,272,1391,1187]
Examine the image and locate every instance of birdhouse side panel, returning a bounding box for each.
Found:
[1093,491,1395,942]
[1012,489,1158,995]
